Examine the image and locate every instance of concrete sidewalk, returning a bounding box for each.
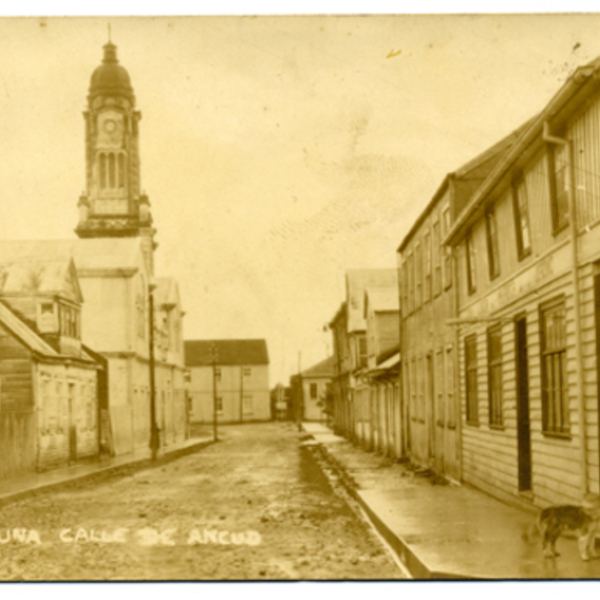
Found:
[302,421,600,580]
[0,434,214,507]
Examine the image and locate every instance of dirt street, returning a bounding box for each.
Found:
[0,422,405,580]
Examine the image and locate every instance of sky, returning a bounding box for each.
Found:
[1,14,600,386]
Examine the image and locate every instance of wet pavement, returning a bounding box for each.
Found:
[0,422,404,581]
[303,421,600,580]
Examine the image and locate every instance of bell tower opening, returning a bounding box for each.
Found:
[76,41,156,275]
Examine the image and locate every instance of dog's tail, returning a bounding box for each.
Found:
[522,514,541,543]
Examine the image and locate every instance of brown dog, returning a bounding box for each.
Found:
[526,494,600,560]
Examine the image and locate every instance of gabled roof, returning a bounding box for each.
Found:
[446,54,600,245]
[0,247,83,304]
[185,339,269,366]
[0,238,146,278]
[364,287,399,317]
[346,269,397,333]
[397,116,535,254]
[301,355,336,378]
[0,300,60,356]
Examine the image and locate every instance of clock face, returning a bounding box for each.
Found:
[104,119,116,133]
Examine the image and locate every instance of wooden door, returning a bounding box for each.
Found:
[515,316,532,492]
[68,383,77,463]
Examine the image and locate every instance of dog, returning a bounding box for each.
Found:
[524,494,600,560]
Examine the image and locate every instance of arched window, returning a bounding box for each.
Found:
[118,153,126,188]
[108,153,116,188]
[99,153,107,189]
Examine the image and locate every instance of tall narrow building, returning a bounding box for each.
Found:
[76,42,155,276]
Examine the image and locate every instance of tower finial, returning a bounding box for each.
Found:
[108,22,111,43]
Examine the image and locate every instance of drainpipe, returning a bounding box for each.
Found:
[543,121,588,495]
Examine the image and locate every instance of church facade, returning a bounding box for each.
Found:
[70,41,189,455]
[0,41,189,470]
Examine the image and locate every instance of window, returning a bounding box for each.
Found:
[435,350,444,427]
[433,221,442,297]
[243,395,253,413]
[358,336,368,368]
[465,335,478,425]
[243,367,252,377]
[99,153,107,189]
[118,153,126,188]
[446,346,456,428]
[540,299,569,434]
[466,231,477,295]
[487,325,503,427]
[408,252,415,313]
[418,356,425,422]
[548,143,570,233]
[108,153,116,188]
[401,260,408,313]
[214,367,221,382]
[60,304,80,339]
[512,177,532,259]
[424,231,431,302]
[310,383,318,399]
[415,243,422,307]
[442,207,453,289]
[485,207,500,280]
[216,396,223,412]
[410,358,417,422]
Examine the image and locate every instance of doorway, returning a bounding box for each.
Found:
[68,383,77,463]
[515,316,532,492]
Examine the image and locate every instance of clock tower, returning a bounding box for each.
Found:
[76,42,156,275]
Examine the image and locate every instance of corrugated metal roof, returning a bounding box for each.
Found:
[301,355,336,378]
[346,269,397,333]
[185,339,269,366]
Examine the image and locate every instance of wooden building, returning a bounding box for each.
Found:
[185,339,270,424]
[361,287,401,458]
[299,356,336,422]
[396,130,525,482]
[445,55,600,507]
[0,255,101,480]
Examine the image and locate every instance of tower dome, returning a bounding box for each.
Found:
[89,42,134,102]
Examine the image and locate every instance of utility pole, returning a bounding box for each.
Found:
[211,342,219,442]
[239,364,244,423]
[148,282,160,460]
[296,351,303,432]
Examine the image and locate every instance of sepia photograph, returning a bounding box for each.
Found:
[2,8,600,585]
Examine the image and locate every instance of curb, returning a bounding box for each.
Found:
[304,429,468,580]
[0,438,215,508]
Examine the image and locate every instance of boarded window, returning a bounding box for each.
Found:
[485,207,500,280]
[548,144,570,233]
[465,335,478,425]
[540,299,569,434]
[487,325,503,427]
[512,177,532,259]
